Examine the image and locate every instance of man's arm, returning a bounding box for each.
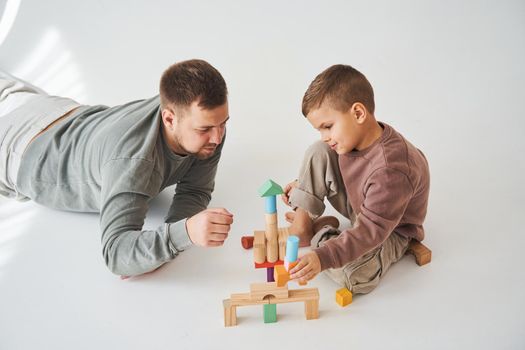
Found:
[165,138,225,223]
[99,158,192,276]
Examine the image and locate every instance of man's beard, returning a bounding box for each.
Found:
[174,133,217,160]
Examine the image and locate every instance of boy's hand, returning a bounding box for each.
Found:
[289,251,321,283]
[186,208,233,247]
[281,180,298,206]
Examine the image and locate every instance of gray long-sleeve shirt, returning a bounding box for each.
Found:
[16,96,224,276]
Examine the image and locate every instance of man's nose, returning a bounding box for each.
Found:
[210,127,223,144]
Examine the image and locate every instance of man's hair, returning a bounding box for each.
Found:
[159,59,227,110]
[302,64,375,116]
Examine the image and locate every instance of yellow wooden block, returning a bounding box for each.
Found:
[335,287,352,307]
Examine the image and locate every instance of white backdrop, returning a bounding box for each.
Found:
[1,1,524,349]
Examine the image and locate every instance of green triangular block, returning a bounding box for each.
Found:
[263,303,277,323]
[258,179,283,197]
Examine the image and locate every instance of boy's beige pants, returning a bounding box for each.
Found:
[288,141,411,294]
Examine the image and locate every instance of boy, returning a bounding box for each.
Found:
[283,64,430,294]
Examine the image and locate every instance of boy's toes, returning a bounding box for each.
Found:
[285,211,296,223]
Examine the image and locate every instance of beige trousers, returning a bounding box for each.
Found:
[289,141,410,294]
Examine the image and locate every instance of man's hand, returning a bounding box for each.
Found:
[289,251,321,283]
[186,208,233,247]
[281,180,298,206]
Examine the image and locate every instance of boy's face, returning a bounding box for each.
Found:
[306,103,365,154]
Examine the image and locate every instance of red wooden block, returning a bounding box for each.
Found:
[241,236,254,249]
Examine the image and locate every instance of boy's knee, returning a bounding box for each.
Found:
[304,141,333,162]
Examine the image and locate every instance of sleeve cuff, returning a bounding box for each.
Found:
[289,187,325,218]
[314,245,336,271]
[166,219,193,252]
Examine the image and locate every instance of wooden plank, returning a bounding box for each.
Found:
[249,282,289,301]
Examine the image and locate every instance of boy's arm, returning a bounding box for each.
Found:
[314,167,414,270]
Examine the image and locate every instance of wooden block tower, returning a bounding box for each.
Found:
[223,179,320,327]
[254,179,292,282]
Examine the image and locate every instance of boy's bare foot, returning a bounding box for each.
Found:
[287,208,314,247]
[312,216,340,232]
[285,211,296,224]
[286,211,340,232]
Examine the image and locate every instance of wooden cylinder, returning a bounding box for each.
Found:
[265,213,278,242]
[254,231,266,264]
[266,239,278,263]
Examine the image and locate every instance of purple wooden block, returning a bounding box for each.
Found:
[267,267,275,282]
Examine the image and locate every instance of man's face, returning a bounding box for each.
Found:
[162,100,229,159]
[306,103,364,154]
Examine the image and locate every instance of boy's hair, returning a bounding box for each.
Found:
[159,59,228,111]
[302,64,375,116]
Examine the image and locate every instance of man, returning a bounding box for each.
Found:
[0,59,233,277]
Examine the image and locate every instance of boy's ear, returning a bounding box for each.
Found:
[351,102,367,124]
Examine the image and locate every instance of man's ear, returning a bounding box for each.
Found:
[352,102,367,124]
[161,108,176,130]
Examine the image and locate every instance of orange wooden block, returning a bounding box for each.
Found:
[274,265,290,287]
[274,262,308,286]
[405,240,432,266]
[335,287,352,307]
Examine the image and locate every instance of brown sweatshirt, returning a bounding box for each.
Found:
[315,122,430,270]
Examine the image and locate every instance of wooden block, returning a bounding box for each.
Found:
[335,287,352,307]
[258,179,284,197]
[405,240,432,266]
[266,238,279,263]
[281,288,319,304]
[278,227,290,242]
[275,263,308,286]
[263,303,277,323]
[224,287,320,325]
[230,293,269,306]
[254,231,266,264]
[304,299,319,320]
[265,212,278,225]
[250,282,289,301]
[278,227,289,261]
[278,241,286,261]
[274,265,290,287]
[223,299,237,327]
[241,236,254,249]
[254,260,284,269]
[266,267,275,282]
[265,222,278,243]
[284,260,298,272]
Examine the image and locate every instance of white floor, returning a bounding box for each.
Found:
[1,1,524,349]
